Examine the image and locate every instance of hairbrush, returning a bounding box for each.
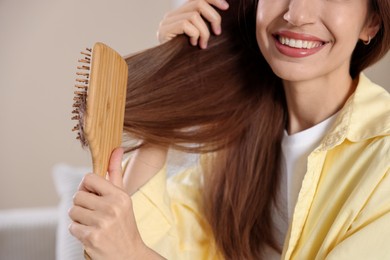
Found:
[72,42,128,178]
[71,42,128,259]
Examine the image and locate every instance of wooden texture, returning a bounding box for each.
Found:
[84,42,128,178]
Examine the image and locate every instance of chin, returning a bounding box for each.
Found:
[267,60,320,82]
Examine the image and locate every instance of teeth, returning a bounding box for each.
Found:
[278,36,323,49]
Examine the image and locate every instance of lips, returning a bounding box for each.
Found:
[272,31,329,58]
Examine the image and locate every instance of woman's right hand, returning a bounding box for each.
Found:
[157,0,229,49]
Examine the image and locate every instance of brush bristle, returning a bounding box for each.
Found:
[72,47,91,148]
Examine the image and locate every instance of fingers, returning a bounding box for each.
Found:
[68,221,95,248]
[161,12,211,48]
[68,148,147,258]
[107,147,124,188]
[70,190,111,227]
[72,190,100,211]
[208,0,230,10]
[157,0,229,48]
[69,204,98,227]
[69,188,138,258]
[174,0,225,34]
[79,173,116,197]
[77,147,124,195]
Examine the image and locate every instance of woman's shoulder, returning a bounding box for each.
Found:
[131,151,220,259]
[166,151,207,207]
[345,74,390,142]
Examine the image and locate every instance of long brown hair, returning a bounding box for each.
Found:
[123,0,390,258]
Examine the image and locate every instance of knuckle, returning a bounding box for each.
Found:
[80,175,90,187]
[158,20,165,29]
[118,193,132,208]
[68,222,73,233]
[72,191,81,204]
[105,204,117,218]
[214,14,222,24]
[184,22,199,37]
[189,12,200,22]
[194,0,204,10]
[68,222,77,237]
[105,195,130,218]
[83,173,94,183]
[68,206,76,218]
[163,10,174,19]
[202,28,210,38]
[96,218,110,231]
[85,230,99,248]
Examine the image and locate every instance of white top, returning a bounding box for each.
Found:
[282,113,338,220]
[266,113,338,259]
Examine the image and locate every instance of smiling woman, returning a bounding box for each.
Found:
[68,0,390,259]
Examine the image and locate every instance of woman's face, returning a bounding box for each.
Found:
[256,0,375,82]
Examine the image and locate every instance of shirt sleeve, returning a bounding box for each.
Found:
[325,169,390,260]
[130,161,221,260]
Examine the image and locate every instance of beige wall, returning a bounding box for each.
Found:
[0,0,172,209]
[0,0,389,209]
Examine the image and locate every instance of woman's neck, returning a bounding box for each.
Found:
[283,70,357,135]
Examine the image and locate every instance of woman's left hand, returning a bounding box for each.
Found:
[68,148,153,259]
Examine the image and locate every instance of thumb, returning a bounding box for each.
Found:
[107,147,124,188]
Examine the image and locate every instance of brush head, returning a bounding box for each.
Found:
[71,42,128,177]
[72,48,92,148]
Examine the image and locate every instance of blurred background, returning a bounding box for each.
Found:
[0,0,389,210]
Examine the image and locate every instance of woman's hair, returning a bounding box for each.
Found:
[123,0,390,258]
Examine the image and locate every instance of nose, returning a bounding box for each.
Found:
[283,0,317,26]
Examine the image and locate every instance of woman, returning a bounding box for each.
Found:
[69,0,390,259]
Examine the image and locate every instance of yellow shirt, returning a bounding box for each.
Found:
[130,74,390,260]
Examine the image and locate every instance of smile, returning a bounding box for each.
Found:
[277,36,324,49]
[272,32,329,58]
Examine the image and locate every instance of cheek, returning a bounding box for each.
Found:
[255,0,288,45]
[325,6,368,44]
[255,2,278,46]
[255,2,267,38]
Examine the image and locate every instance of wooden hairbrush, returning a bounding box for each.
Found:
[71,42,128,259]
[72,42,128,177]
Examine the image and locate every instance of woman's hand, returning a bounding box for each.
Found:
[157,0,229,49]
[68,148,163,259]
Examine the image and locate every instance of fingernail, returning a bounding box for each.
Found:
[221,0,229,9]
[215,27,221,35]
[190,39,197,46]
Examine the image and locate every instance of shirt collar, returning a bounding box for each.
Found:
[319,73,390,151]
